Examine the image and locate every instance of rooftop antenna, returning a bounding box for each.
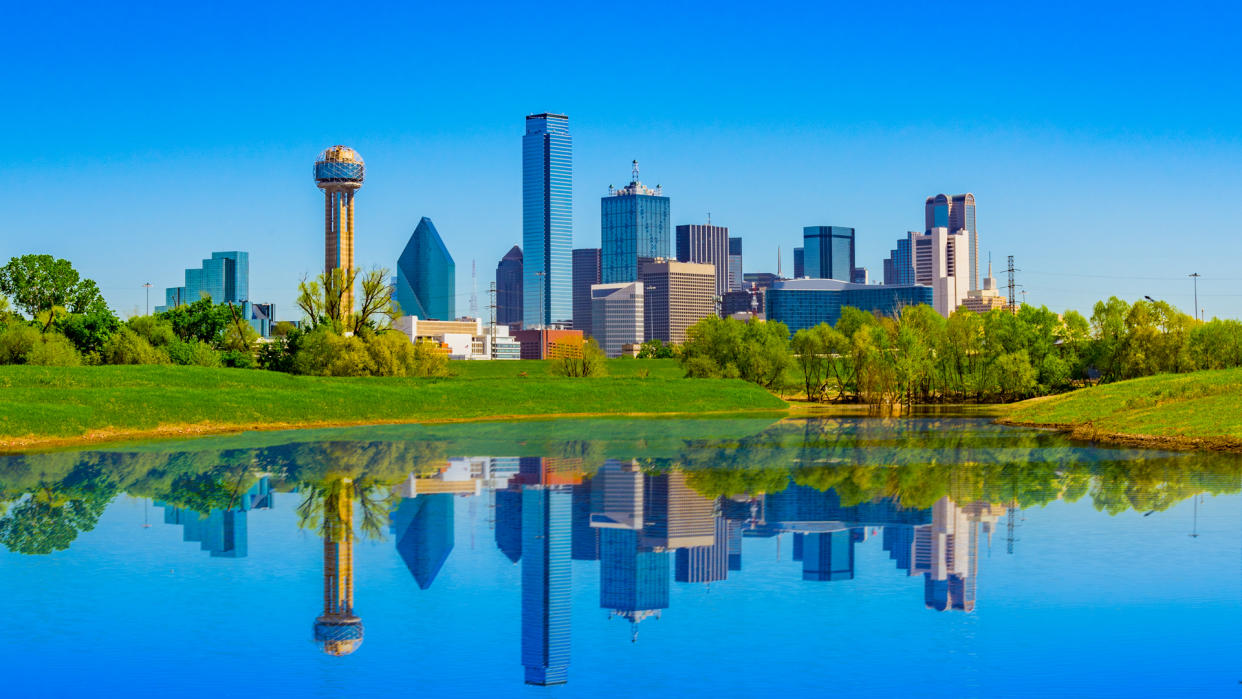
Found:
[777,245,782,278]
[632,159,639,183]
[706,211,711,226]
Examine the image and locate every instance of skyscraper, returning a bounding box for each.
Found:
[674,516,728,584]
[639,258,716,344]
[675,223,730,296]
[727,237,743,291]
[590,282,644,358]
[391,493,455,590]
[314,145,365,316]
[572,247,601,334]
[882,227,968,316]
[523,114,573,328]
[521,486,572,686]
[395,217,456,320]
[802,226,855,281]
[793,247,804,279]
[925,194,977,290]
[159,251,249,309]
[496,245,524,326]
[601,161,670,284]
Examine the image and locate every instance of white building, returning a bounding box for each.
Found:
[590,282,644,358]
[912,226,970,317]
[393,316,521,360]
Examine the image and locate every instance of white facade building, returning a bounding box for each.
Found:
[590,282,644,358]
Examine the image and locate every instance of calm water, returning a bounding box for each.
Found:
[1,417,1239,698]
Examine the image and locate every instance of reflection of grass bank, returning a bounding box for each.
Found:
[0,364,787,451]
[1000,367,1242,451]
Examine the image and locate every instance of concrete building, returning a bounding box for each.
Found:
[722,286,763,318]
[314,145,365,317]
[675,223,730,296]
[641,472,716,550]
[802,226,855,281]
[639,258,716,344]
[960,259,1010,313]
[601,161,670,284]
[851,267,869,285]
[496,245,523,327]
[727,237,743,291]
[765,278,935,332]
[925,193,978,290]
[743,272,781,289]
[511,328,585,360]
[881,226,969,317]
[523,114,573,328]
[393,316,520,360]
[572,248,601,335]
[590,282,644,358]
[395,217,455,320]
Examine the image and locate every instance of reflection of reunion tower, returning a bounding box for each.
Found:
[313,481,363,655]
[314,146,366,316]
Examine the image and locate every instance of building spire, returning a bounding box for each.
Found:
[631,159,639,184]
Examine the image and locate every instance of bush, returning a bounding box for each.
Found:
[0,322,40,363]
[293,329,373,376]
[166,339,221,367]
[550,338,607,377]
[25,333,82,366]
[128,315,178,348]
[101,327,170,365]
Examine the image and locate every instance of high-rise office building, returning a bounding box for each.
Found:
[801,529,858,581]
[395,217,455,320]
[851,267,869,285]
[601,161,670,284]
[888,226,969,317]
[572,248,601,334]
[793,247,805,279]
[640,472,716,550]
[639,259,716,344]
[675,223,730,296]
[802,226,855,281]
[599,528,669,635]
[521,486,572,686]
[925,193,977,290]
[727,237,743,291]
[156,251,272,336]
[883,234,917,286]
[314,146,365,317]
[674,516,728,584]
[523,114,573,328]
[590,282,644,358]
[391,493,455,590]
[496,245,524,326]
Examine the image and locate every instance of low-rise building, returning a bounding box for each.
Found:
[511,328,585,359]
[959,261,1010,314]
[765,278,935,333]
[393,316,521,360]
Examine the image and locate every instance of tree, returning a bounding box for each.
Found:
[551,337,607,377]
[158,296,231,344]
[352,268,399,334]
[57,304,121,357]
[0,255,107,319]
[637,339,677,359]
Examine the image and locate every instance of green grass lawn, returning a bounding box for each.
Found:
[450,357,684,379]
[1003,367,1242,441]
[0,363,786,447]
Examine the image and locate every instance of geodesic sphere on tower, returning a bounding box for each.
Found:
[314,616,364,656]
[314,145,365,186]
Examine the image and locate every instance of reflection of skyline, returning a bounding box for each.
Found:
[156,477,272,558]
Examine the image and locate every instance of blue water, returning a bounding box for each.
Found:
[0,417,1238,697]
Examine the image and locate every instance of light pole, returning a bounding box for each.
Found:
[143,282,152,316]
[1189,273,1200,321]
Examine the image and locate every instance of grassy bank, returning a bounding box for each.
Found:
[1001,367,1242,451]
[0,362,787,450]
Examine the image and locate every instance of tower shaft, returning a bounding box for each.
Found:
[324,188,357,316]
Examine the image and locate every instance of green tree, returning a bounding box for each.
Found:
[158,296,231,344]
[57,304,121,357]
[0,254,107,319]
[101,327,170,365]
[636,339,677,358]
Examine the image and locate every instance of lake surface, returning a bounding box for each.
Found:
[1,417,1239,698]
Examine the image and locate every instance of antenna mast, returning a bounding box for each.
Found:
[469,259,479,318]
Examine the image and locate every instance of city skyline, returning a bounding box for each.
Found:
[6,3,1240,321]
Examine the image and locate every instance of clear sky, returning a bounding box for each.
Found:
[4,0,1241,320]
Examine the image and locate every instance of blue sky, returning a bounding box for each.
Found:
[4,0,1241,319]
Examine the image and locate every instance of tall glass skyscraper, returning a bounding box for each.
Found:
[727,237,743,291]
[521,486,572,686]
[572,247,600,335]
[523,114,573,328]
[601,161,670,284]
[675,223,730,296]
[925,193,977,290]
[160,251,249,309]
[803,226,855,281]
[395,217,456,320]
[496,245,523,326]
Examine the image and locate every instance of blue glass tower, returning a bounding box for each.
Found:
[601,161,670,284]
[599,528,669,635]
[520,486,572,685]
[160,251,249,308]
[396,217,456,320]
[391,494,455,590]
[803,226,855,281]
[883,234,917,286]
[523,114,573,328]
[765,278,935,333]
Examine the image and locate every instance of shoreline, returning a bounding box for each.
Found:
[995,416,1242,453]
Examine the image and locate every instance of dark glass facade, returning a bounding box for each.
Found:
[496,245,523,326]
[925,193,977,289]
[521,486,572,685]
[765,279,935,333]
[793,247,804,279]
[572,248,601,334]
[802,226,854,281]
[396,217,456,320]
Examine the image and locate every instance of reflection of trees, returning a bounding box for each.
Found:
[0,469,117,554]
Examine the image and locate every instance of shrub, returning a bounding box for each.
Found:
[128,315,178,348]
[0,322,40,363]
[101,327,170,365]
[550,337,607,377]
[166,340,222,367]
[409,339,450,377]
[293,329,374,376]
[25,333,82,366]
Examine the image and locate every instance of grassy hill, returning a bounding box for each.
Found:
[0,361,787,450]
[1001,368,1242,450]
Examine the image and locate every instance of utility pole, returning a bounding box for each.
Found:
[1189,272,1200,321]
[143,282,152,316]
[1006,255,1018,314]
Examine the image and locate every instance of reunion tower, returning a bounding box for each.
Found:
[314,146,366,315]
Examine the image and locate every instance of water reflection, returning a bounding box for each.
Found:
[1,418,1240,689]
